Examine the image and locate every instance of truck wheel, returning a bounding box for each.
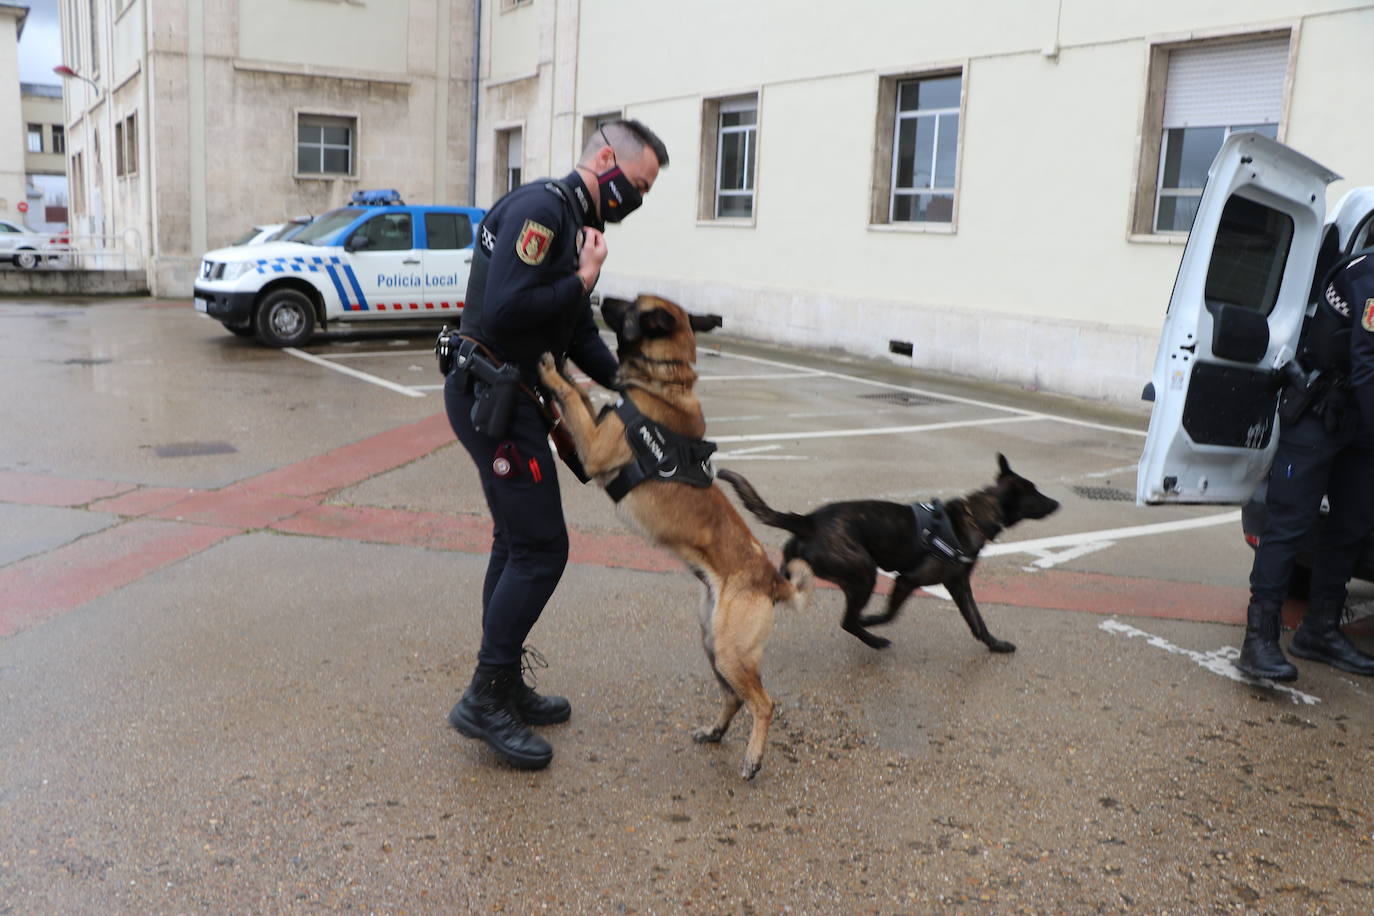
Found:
[254,289,316,347]
[14,249,39,270]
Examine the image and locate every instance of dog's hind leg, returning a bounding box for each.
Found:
[711,590,777,780]
[839,569,890,649]
[692,667,743,746]
[858,573,920,629]
[946,576,1015,653]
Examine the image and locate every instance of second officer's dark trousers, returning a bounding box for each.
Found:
[1250,412,1366,606]
[445,373,568,668]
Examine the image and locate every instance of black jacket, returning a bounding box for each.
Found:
[460,171,619,389]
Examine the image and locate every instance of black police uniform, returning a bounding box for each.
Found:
[446,171,619,668]
[442,170,620,769]
[1241,252,1374,680]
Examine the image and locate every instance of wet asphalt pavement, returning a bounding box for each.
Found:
[2,297,1373,914]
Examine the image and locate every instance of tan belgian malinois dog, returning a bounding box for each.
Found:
[538,294,810,780]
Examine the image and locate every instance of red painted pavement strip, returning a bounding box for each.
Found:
[147,489,318,529]
[0,471,135,508]
[234,413,455,499]
[89,486,199,517]
[0,519,239,637]
[272,504,682,574]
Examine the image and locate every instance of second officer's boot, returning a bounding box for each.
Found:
[1236,599,1297,682]
[448,664,554,770]
[1289,599,1374,676]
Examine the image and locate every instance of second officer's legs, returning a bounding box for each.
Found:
[1289,438,1374,675]
[1239,415,1339,680]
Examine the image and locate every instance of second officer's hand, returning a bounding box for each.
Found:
[577,227,608,293]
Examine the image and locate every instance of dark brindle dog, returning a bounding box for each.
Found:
[537,294,812,780]
[718,455,1059,651]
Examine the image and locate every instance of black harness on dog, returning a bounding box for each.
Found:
[909,500,975,567]
[604,396,718,503]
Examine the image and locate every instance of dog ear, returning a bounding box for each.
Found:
[997,453,1011,476]
[689,313,723,333]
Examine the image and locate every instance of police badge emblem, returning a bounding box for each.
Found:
[1364,298,1374,333]
[516,219,554,266]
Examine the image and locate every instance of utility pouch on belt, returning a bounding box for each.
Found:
[469,357,521,439]
[1277,361,1325,427]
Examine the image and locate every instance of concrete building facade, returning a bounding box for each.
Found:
[0,0,28,225]
[473,0,1374,404]
[57,0,477,295]
[21,81,67,231]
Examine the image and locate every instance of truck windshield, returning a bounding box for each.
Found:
[292,208,366,246]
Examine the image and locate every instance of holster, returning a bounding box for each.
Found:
[1277,361,1329,428]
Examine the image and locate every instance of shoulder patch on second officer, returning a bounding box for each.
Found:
[516,219,554,266]
[1363,299,1374,333]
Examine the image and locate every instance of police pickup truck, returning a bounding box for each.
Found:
[193,190,485,347]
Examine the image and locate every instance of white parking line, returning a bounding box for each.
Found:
[698,371,826,381]
[283,347,426,398]
[1099,619,1320,705]
[713,414,1041,444]
[309,349,433,359]
[981,510,1242,557]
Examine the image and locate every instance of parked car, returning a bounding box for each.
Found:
[0,219,68,269]
[262,215,315,242]
[193,190,485,346]
[230,224,284,246]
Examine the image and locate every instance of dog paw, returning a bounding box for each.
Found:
[740,759,761,781]
[691,726,724,744]
[988,639,1016,653]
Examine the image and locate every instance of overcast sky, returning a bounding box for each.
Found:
[17,0,62,85]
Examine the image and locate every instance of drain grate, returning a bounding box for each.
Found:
[1071,484,1134,502]
[858,391,936,407]
[154,441,238,458]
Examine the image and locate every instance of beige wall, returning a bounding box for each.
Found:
[0,5,26,223]
[505,0,1374,404]
[237,0,409,75]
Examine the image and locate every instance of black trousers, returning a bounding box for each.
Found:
[445,372,568,669]
[1250,412,1374,609]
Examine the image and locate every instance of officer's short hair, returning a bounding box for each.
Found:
[583,119,670,168]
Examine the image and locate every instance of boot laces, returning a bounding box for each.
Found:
[520,645,549,690]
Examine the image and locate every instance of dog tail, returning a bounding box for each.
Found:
[775,557,814,612]
[717,469,813,537]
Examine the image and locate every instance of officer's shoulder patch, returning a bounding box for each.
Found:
[516,219,554,266]
[1363,298,1374,333]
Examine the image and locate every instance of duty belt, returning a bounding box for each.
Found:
[604,396,718,503]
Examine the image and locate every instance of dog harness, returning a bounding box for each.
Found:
[910,500,974,567]
[604,396,718,503]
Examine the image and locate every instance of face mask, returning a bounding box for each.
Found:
[596,134,643,222]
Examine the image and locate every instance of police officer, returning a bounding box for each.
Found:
[444,120,669,769]
[1238,252,1374,681]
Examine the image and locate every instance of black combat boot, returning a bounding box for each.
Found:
[448,665,554,770]
[508,646,571,725]
[1236,599,1297,682]
[1289,600,1374,676]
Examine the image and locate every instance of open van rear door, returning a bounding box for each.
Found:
[1137,134,1339,505]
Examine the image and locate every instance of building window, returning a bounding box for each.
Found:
[581,111,622,150]
[297,114,355,175]
[500,0,532,10]
[51,125,65,154]
[114,119,124,175]
[495,127,522,195]
[87,0,100,77]
[27,124,43,153]
[124,113,137,175]
[889,74,960,223]
[71,151,84,213]
[714,97,757,219]
[1136,34,1288,234]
